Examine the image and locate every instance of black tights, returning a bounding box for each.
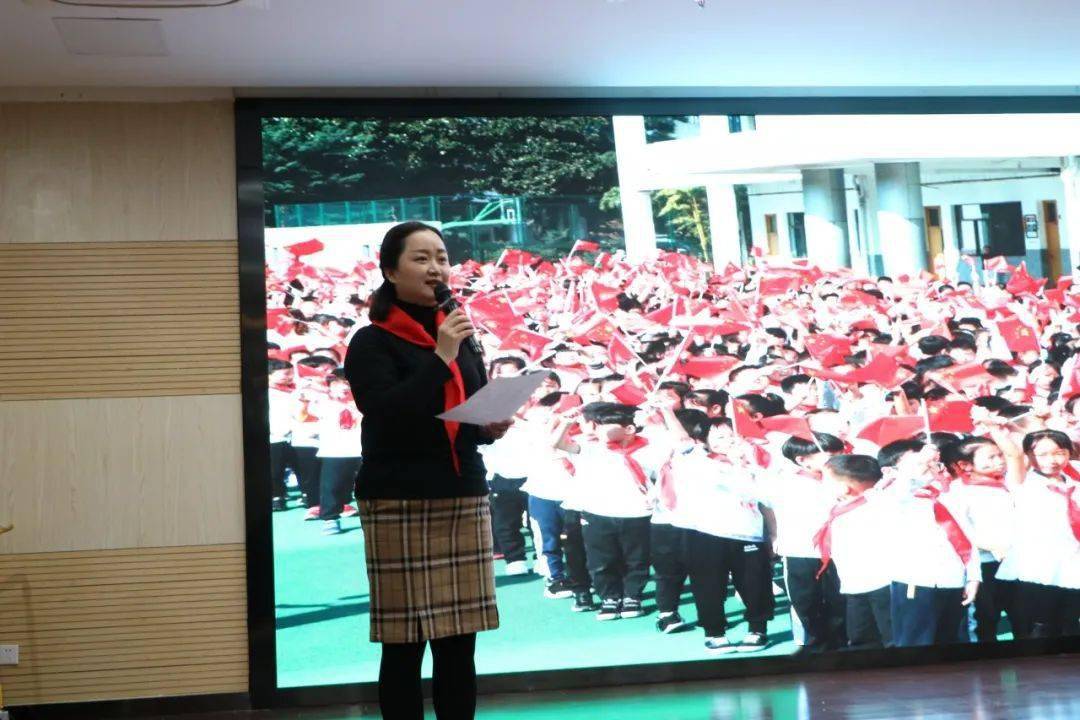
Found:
[378,632,477,720]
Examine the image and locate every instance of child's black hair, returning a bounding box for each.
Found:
[1021,429,1075,457]
[877,438,926,468]
[781,432,844,464]
[674,408,710,442]
[582,402,639,428]
[780,373,813,394]
[824,454,883,484]
[917,335,950,356]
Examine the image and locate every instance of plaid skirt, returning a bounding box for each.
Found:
[359,496,500,643]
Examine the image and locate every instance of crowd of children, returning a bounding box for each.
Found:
[266,238,1079,653]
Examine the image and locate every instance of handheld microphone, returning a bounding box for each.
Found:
[433,282,484,357]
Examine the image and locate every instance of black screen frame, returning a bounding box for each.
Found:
[237,95,1080,709]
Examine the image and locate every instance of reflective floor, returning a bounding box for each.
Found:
[175,655,1078,720]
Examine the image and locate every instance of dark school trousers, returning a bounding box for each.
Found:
[889,582,967,647]
[650,523,690,614]
[562,509,592,592]
[1014,581,1080,638]
[687,531,775,637]
[972,561,1021,642]
[489,475,528,563]
[290,444,322,507]
[528,496,567,580]
[270,440,297,500]
[318,456,362,521]
[844,586,893,649]
[581,513,651,602]
[784,556,846,651]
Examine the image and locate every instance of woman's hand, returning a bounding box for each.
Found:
[480,418,514,440]
[435,308,475,365]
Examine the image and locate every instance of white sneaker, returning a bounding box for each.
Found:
[704,634,737,654]
[321,519,342,535]
[504,560,530,576]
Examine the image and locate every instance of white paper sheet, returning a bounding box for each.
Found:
[436,371,549,425]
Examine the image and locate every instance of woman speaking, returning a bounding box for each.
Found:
[344,221,511,720]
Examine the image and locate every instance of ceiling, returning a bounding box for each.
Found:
[2,0,1080,93]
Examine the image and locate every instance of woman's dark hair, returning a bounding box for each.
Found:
[1021,429,1075,458]
[369,221,445,322]
[825,454,882,484]
[781,432,844,464]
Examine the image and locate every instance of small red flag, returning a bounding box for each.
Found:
[610,381,648,406]
[498,328,554,361]
[805,334,854,368]
[855,416,924,447]
[673,355,741,379]
[285,238,325,257]
[996,317,1041,354]
[925,399,975,433]
[730,399,768,440]
[759,415,815,440]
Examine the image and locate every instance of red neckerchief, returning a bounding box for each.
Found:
[607,435,650,494]
[812,493,869,578]
[958,470,1007,490]
[1048,465,1080,542]
[339,408,357,430]
[371,304,467,475]
[912,485,975,566]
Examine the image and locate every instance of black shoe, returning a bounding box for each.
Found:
[272,497,287,511]
[596,599,621,621]
[620,598,644,619]
[571,591,598,612]
[656,612,687,634]
[544,578,575,599]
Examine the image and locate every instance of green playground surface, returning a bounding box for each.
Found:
[272,501,797,689]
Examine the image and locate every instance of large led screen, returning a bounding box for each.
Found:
[257,110,1080,689]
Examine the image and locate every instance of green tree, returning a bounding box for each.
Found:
[262,116,621,208]
[653,187,711,261]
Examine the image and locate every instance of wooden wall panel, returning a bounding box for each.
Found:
[0,101,235,244]
[0,100,249,708]
[0,393,245,554]
[0,545,247,706]
[0,240,240,400]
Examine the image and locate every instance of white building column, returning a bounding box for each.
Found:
[874,162,929,277]
[1061,156,1080,276]
[801,168,851,269]
[700,115,747,269]
[704,183,743,268]
[612,116,657,263]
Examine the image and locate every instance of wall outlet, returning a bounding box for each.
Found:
[0,645,18,665]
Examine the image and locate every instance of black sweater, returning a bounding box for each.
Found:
[343,299,492,499]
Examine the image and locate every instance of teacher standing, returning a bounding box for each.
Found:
[344,221,511,720]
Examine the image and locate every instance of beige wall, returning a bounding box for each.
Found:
[0,101,247,706]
